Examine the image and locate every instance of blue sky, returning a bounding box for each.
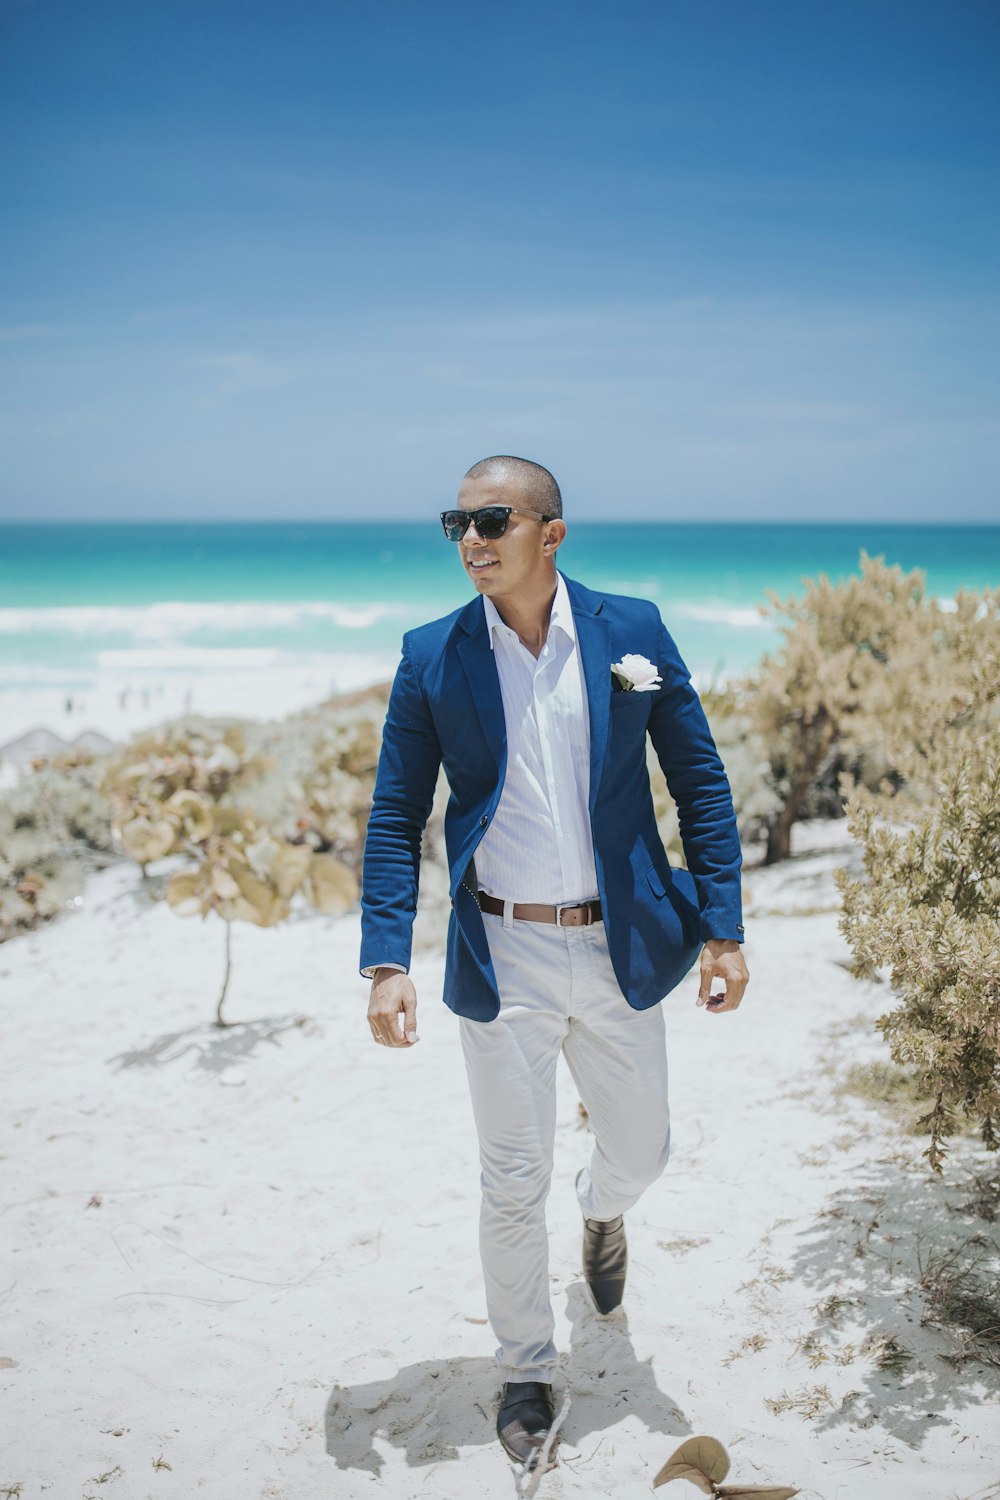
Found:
[1,0,997,521]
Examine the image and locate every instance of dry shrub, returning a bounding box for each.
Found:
[746,553,1000,863]
[0,750,116,941]
[835,576,1000,1169]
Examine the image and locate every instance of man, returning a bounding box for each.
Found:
[360,455,749,1472]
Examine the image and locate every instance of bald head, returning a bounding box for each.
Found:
[462,455,563,519]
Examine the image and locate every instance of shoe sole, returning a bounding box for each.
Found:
[499,1432,560,1471]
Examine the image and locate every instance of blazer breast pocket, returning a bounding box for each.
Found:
[610,691,653,729]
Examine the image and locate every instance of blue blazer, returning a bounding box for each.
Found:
[359,569,744,1022]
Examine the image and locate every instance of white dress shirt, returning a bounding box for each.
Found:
[363,568,598,978]
[475,568,599,905]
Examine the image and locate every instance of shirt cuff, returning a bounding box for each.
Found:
[361,962,409,978]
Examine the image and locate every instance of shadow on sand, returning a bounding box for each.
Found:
[108,1012,310,1074]
[776,1146,1000,1446]
[324,1281,692,1485]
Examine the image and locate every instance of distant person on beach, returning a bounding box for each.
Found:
[360,455,749,1472]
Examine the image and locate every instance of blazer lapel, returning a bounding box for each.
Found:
[564,574,611,814]
[456,598,506,773]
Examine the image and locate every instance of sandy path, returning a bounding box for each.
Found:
[1,843,997,1499]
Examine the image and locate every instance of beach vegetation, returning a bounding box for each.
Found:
[99,714,362,1024]
[747,552,914,864]
[762,1383,836,1420]
[746,552,1000,864]
[0,749,117,942]
[832,1058,936,1136]
[917,1236,1000,1368]
[836,717,1000,1171]
[720,1332,769,1366]
[741,551,1000,1167]
[0,689,447,997]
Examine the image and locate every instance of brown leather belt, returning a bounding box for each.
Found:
[477,891,603,926]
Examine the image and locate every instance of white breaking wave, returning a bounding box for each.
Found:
[0,598,411,639]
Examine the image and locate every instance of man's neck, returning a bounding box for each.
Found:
[490,570,559,659]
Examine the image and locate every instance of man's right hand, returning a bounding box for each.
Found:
[367,969,420,1048]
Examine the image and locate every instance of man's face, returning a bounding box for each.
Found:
[453,475,565,599]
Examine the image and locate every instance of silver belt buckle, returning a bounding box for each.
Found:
[556,901,592,927]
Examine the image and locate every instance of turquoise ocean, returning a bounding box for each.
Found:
[1,522,998,741]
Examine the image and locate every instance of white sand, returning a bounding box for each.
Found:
[1,825,998,1499]
[0,653,399,766]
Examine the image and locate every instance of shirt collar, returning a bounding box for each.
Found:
[482,569,576,652]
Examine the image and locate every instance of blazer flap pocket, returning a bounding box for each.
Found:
[646,860,669,898]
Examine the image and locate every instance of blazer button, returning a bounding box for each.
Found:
[480,815,488,827]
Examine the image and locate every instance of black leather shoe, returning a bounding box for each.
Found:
[496,1380,559,1469]
[577,1168,627,1314]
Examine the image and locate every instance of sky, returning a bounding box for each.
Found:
[0,0,998,522]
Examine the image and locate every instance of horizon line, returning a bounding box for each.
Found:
[1,516,997,529]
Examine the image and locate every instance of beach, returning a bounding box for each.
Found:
[1,821,998,1498]
[5,0,1000,1485]
[2,524,999,1496]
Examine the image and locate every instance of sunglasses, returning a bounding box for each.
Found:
[439,505,553,542]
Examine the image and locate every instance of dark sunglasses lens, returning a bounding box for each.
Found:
[473,508,509,539]
[441,511,469,540]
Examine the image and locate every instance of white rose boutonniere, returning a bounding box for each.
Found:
[610,653,662,692]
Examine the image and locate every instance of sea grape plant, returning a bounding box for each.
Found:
[100,715,360,1024]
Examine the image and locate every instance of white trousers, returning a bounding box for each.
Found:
[459,906,672,1382]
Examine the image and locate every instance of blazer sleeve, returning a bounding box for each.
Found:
[359,634,443,976]
[646,613,745,944]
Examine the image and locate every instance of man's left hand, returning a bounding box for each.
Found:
[697,938,749,1014]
